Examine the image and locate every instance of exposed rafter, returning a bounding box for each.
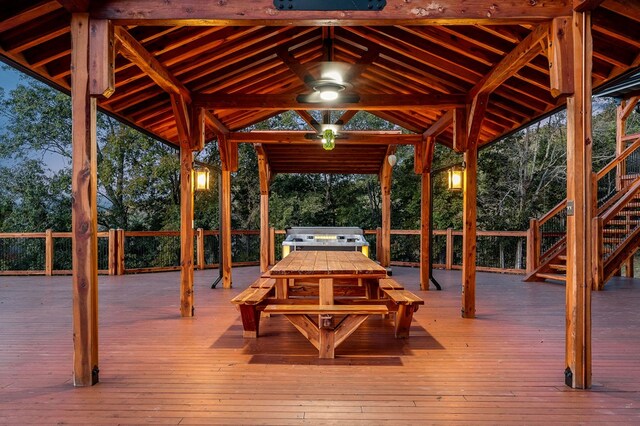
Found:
[228,131,420,145]
[194,93,466,111]
[114,26,191,103]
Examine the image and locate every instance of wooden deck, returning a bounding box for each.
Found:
[1,267,639,424]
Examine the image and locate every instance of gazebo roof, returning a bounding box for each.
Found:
[0,1,639,174]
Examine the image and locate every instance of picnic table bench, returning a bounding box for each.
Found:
[232,251,424,357]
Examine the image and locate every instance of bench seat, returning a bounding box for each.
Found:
[231,278,276,338]
[378,278,404,290]
[380,287,424,338]
[264,304,388,315]
[250,277,276,289]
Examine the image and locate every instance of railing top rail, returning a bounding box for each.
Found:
[596,136,640,179]
[538,199,567,226]
[600,178,640,223]
[0,232,46,238]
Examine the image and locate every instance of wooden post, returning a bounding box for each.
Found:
[565,11,592,390]
[45,229,53,276]
[108,229,116,275]
[420,172,431,290]
[221,169,232,288]
[526,218,540,274]
[376,227,382,263]
[380,147,394,268]
[71,13,99,386]
[116,229,125,275]
[256,144,271,273]
[260,195,269,272]
[196,228,205,270]
[269,227,276,266]
[616,101,627,191]
[462,144,478,318]
[179,144,194,317]
[446,228,454,270]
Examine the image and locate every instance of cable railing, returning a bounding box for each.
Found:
[528,134,640,273]
[0,228,531,276]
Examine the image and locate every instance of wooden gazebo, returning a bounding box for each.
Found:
[1,0,639,389]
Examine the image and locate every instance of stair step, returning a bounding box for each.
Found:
[608,220,640,225]
[557,255,567,261]
[536,273,567,282]
[549,263,567,271]
[603,229,630,235]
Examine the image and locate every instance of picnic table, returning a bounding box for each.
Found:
[231,251,424,358]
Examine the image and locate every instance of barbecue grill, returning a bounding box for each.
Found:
[282,227,369,258]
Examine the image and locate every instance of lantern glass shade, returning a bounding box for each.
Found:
[194,168,210,191]
[322,128,336,151]
[448,166,464,191]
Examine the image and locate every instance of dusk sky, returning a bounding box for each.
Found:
[0,63,69,171]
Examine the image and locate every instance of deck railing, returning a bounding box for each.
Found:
[0,228,529,276]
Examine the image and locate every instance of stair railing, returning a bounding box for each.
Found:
[527,200,567,274]
[529,135,640,274]
[592,135,640,214]
[593,177,640,289]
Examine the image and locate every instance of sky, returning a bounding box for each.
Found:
[0,63,69,171]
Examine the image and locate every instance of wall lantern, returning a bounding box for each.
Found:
[321,128,336,151]
[447,164,465,191]
[387,154,397,167]
[194,167,210,191]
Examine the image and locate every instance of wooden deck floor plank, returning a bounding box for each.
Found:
[1,267,639,423]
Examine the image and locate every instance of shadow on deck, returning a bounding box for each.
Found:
[1,267,639,424]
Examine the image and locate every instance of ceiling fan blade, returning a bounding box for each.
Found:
[296,92,361,104]
[339,93,361,103]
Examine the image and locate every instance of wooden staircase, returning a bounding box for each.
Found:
[525,135,640,288]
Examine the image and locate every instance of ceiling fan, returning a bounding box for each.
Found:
[296,61,361,104]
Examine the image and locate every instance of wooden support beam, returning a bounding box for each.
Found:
[171,94,191,146]
[70,13,99,387]
[454,107,470,152]
[573,0,605,12]
[276,47,314,87]
[179,142,194,317]
[88,19,115,98]
[414,136,435,175]
[549,17,575,97]
[114,26,191,103]
[419,137,436,290]
[221,169,233,289]
[565,11,592,390]
[295,110,321,132]
[462,143,478,318]
[58,0,89,12]
[379,146,395,268]
[204,110,230,139]
[256,144,271,273]
[423,110,453,138]
[190,107,206,151]
[229,131,420,145]
[217,133,238,172]
[93,1,572,24]
[335,110,358,126]
[194,93,466,111]
[465,22,549,144]
[469,23,550,99]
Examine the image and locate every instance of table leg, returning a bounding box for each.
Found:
[275,278,288,299]
[319,278,334,305]
[319,314,335,358]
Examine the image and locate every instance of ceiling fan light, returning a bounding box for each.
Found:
[319,88,340,101]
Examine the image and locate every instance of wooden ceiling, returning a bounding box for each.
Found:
[0,0,639,174]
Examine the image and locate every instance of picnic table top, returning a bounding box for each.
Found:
[267,250,387,277]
